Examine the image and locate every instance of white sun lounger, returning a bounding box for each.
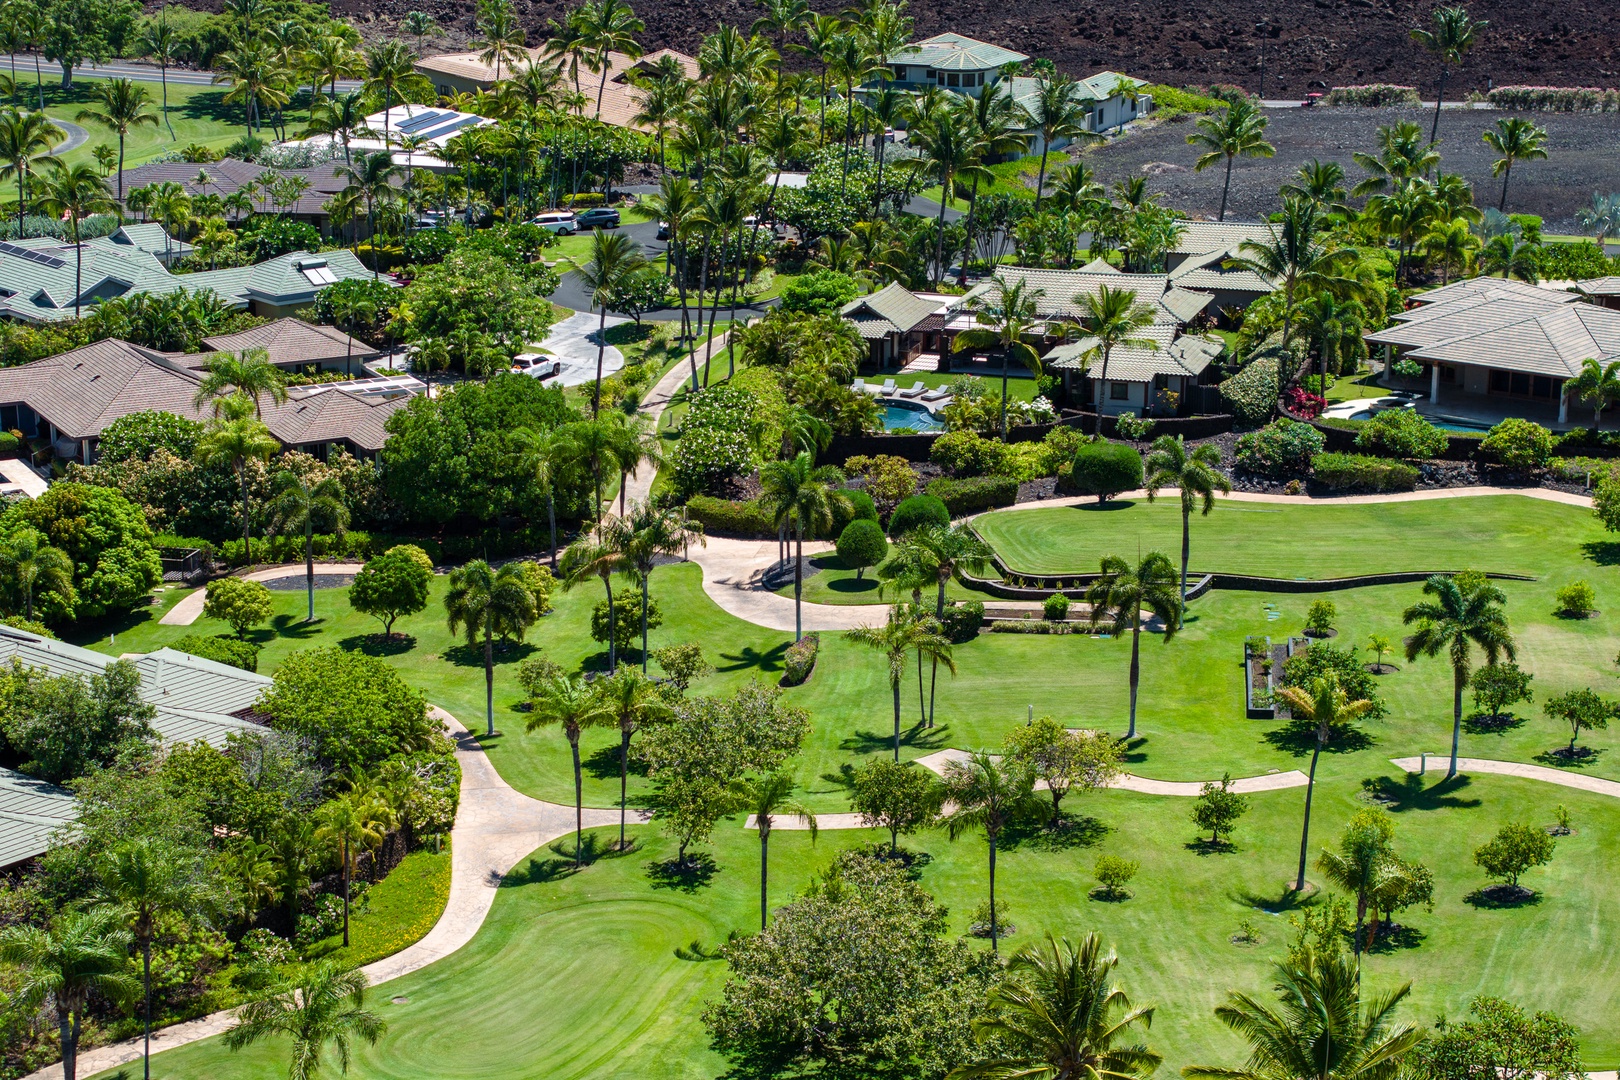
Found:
[851,378,866,393]
[879,378,897,395]
[899,381,927,398]
[919,387,950,402]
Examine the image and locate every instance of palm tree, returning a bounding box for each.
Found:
[1086,552,1181,740]
[1228,197,1356,348]
[402,10,438,49]
[1027,74,1093,210]
[951,932,1161,1080]
[338,151,401,279]
[845,606,954,760]
[472,0,526,83]
[1402,573,1515,780]
[0,107,66,237]
[951,275,1049,440]
[595,668,670,850]
[567,230,649,417]
[1411,5,1486,145]
[1273,674,1375,893]
[576,0,644,119]
[1415,217,1478,285]
[1144,435,1232,609]
[303,35,366,101]
[314,794,388,948]
[906,103,992,285]
[1568,357,1620,429]
[735,771,817,929]
[267,815,314,936]
[1182,946,1424,1080]
[1574,192,1620,244]
[267,470,349,623]
[139,15,180,140]
[224,960,386,1080]
[196,413,279,565]
[1,909,137,1080]
[31,163,114,318]
[362,40,430,144]
[74,78,157,202]
[1478,230,1540,282]
[445,560,539,735]
[1482,117,1548,212]
[526,673,612,866]
[213,38,289,138]
[616,500,703,669]
[0,526,72,621]
[1073,284,1160,433]
[760,451,837,642]
[1281,159,1351,217]
[1186,98,1274,221]
[192,348,288,418]
[303,91,371,170]
[942,750,1039,952]
[882,523,991,724]
[514,425,569,568]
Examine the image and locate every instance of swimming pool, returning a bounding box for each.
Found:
[1345,409,1491,434]
[881,399,945,432]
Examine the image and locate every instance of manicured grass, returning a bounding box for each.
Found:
[303,848,452,970]
[865,368,1043,402]
[1322,368,1383,404]
[96,768,1620,1079]
[917,157,1044,205]
[773,551,981,606]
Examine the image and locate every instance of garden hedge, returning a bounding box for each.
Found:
[684,495,777,538]
[781,633,820,686]
[1069,442,1143,503]
[926,475,1019,515]
[887,494,950,536]
[1311,453,1419,493]
[171,633,263,672]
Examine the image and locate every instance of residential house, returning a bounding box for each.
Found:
[0,767,76,872]
[1575,277,1620,311]
[199,318,379,375]
[840,282,951,367]
[414,47,699,131]
[288,104,499,171]
[1043,328,1224,415]
[117,158,382,237]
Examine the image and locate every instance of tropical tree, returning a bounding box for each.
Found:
[595,668,670,850]
[881,523,991,724]
[844,606,954,760]
[1478,230,1540,282]
[1403,573,1515,780]
[951,275,1049,440]
[1073,284,1160,433]
[445,560,539,736]
[906,102,992,284]
[267,469,350,623]
[1482,117,1548,212]
[314,794,388,948]
[614,500,703,669]
[1086,552,1181,740]
[1274,675,1376,893]
[0,908,137,1080]
[1416,217,1479,285]
[0,107,66,236]
[1144,435,1232,609]
[195,412,279,564]
[1411,5,1486,145]
[734,771,817,929]
[1568,357,1620,429]
[951,932,1162,1080]
[559,524,629,670]
[192,349,288,419]
[577,0,645,118]
[1182,945,1425,1080]
[1185,98,1274,221]
[568,229,650,416]
[74,78,157,200]
[362,39,431,143]
[760,451,837,641]
[513,425,569,568]
[223,960,386,1080]
[0,526,73,621]
[1027,74,1094,210]
[1575,192,1620,243]
[31,162,115,317]
[942,750,1039,952]
[1229,197,1358,347]
[472,0,526,83]
[526,673,612,866]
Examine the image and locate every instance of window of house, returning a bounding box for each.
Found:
[893,65,906,80]
[947,72,959,87]
[1110,382,1130,400]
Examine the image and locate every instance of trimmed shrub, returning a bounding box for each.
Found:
[779,270,860,314]
[1043,593,1070,621]
[939,600,985,643]
[930,429,1006,477]
[1236,418,1325,479]
[1556,580,1597,617]
[926,475,1019,516]
[1354,409,1449,459]
[835,519,888,579]
[1324,84,1421,106]
[887,494,950,537]
[827,488,879,538]
[990,619,1081,634]
[1485,86,1620,113]
[1218,355,1280,428]
[781,633,820,686]
[170,634,262,672]
[1069,442,1143,503]
[1480,418,1554,469]
[0,431,19,457]
[1305,599,1336,635]
[685,495,777,538]
[1311,452,1419,492]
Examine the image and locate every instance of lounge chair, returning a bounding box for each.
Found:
[899,381,927,398]
[851,378,866,393]
[879,378,897,395]
[919,387,950,403]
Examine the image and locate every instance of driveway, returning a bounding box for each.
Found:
[534,310,631,388]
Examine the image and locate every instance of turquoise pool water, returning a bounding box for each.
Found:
[881,399,945,431]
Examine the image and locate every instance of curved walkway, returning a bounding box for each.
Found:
[159,562,366,626]
[1389,756,1620,797]
[966,484,1593,522]
[48,118,88,154]
[42,707,623,1080]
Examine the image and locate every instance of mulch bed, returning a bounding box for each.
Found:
[264,574,356,591]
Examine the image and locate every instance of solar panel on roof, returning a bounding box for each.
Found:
[0,242,67,269]
[418,115,484,141]
[394,110,450,133]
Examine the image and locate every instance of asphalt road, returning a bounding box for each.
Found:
[48,118,88,154]
[2,53,361,93]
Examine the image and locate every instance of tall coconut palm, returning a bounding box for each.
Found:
[267,470,349,623]
[595,668,670,850]
[1482,117,1548,213]
[302,35,366,101]
[74,78,157,201]
[1073,284,1160,433]
[302,91,371,169]
[30,162,114,318]
[906,103,992,285]
[0,909,137,1080]
[192,348,288,418]
[760,451,837,642]
[1274,674,1376,893]
[362,40,431,144]
[1182,945,1424,1080]
[567,230,649,417]
[96,841,201,1080]
[958,81,1032,278]
[951,932,1162,1080]
[338,151,401,279]
[196,412,279,565]
[1086,552,1180,740]
[1568,357,1620,429]
[514,425,568,568]
[942,750,1039,952]
[951,275,1049,440]
[882,523,992,725]
[844,606,954,760]
[1402,572,1515,780]
[616,500,703,669]
[526,673,612,866]
[642,173,702,357]
[1415,217,1479,286]
[1228,197,1357,348]
[445,559,539,737]
[577,0,644,119]
[560,525,629,672]
[314,794,388,948]
[0,526,72,621]
[1144,435,1232,609]
[472,0,526,83]
[1411,5,1486,145]
[1478,229,1540,282]
[141,14,179,140]
[734,771,817,929]
[0,107,66,236]
[223,960,386,1080]
[1027,73,1093,210]
[1186,98,1274,221]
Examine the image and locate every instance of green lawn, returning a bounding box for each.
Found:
[1321,368,1384,404]
[864,368,1043,402]
[96,768,1620,1079]
[774,551,982,606]
[917,157,1044,205]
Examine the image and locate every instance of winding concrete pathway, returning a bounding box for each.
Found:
[48,118,88,155]
[1389,756,1620,797]
[158,562,366,626]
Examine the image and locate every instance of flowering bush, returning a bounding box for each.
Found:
[1283,388,1326,419]
[670,383,758,496]
[1235,418,1325,478]
[1485,86,1620,113]
[1325,85,1421,107]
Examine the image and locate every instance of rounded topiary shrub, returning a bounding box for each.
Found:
[1070,442,1144,503]
[1480,418,1554,470]
[887,494,950,537]
[836,518,889,580]
[826,488,879,539]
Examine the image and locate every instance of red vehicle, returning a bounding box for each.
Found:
[1302,92,1324,107]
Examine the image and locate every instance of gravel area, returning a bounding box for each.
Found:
[264,574,356,591]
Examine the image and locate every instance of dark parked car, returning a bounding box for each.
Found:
[576,207,621,229]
